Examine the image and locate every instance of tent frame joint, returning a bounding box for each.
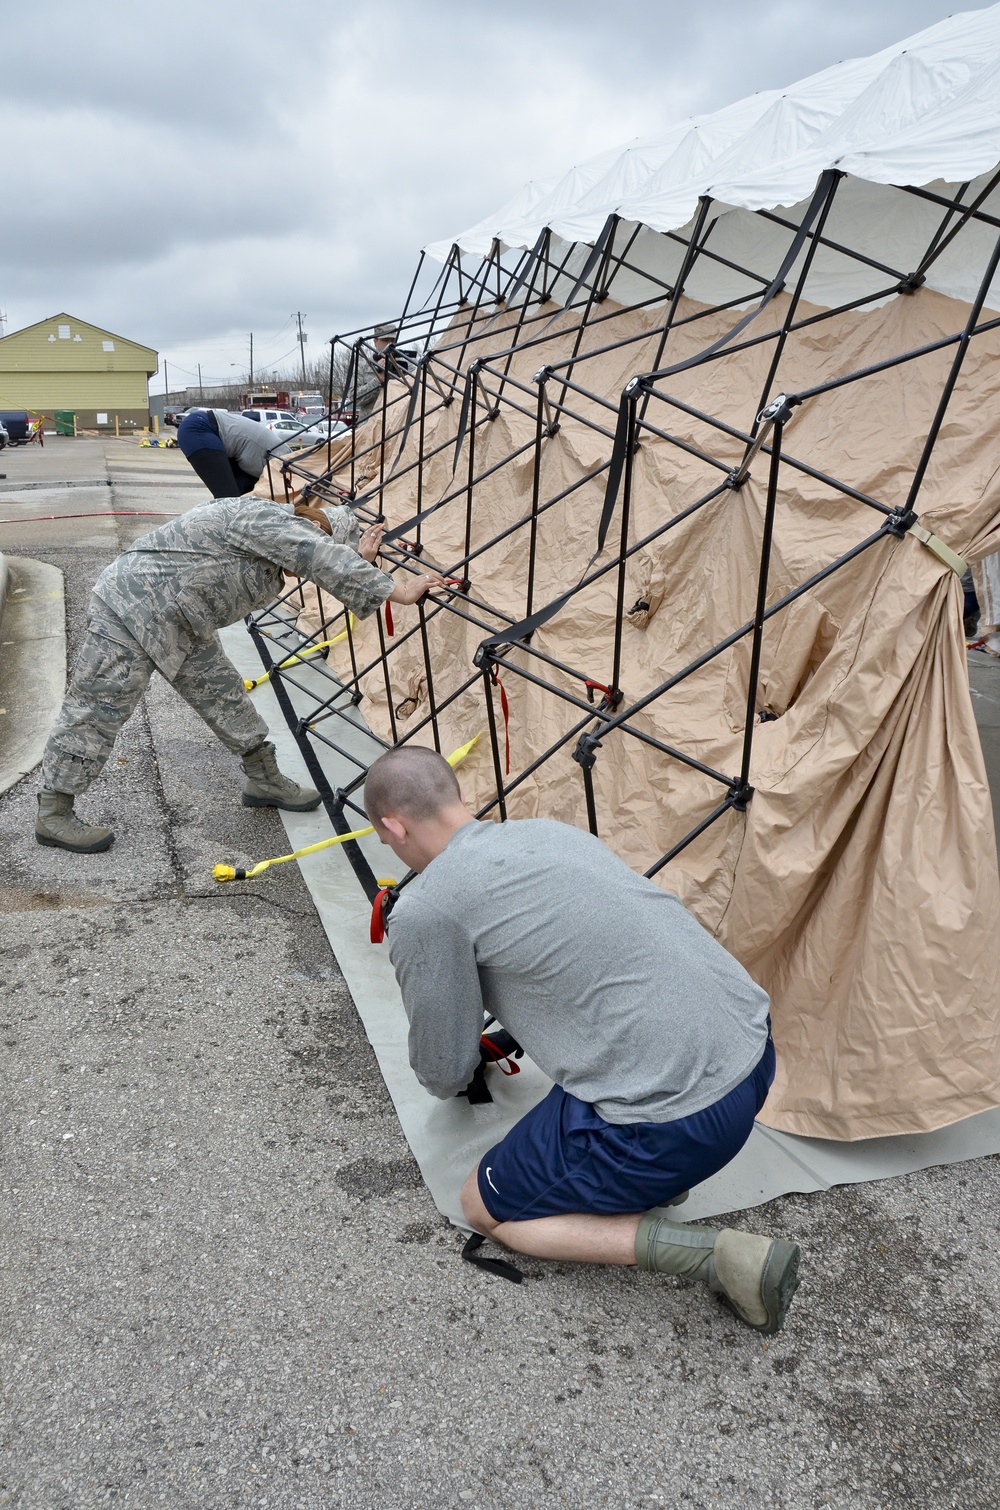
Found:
[728,779,755,812]
[572,730,602,771]
[886,507,918,538]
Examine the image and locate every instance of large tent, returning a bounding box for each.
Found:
[252,4,1000,1141]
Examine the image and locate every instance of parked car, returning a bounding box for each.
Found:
[304,417,348,444]
[0,410,31,444]
[240,407,300,427]
[268,416,349,448]
[163,405,187,427]
[0,417,8,450]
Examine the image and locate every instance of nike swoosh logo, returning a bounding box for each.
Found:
[485,1166,499,1193]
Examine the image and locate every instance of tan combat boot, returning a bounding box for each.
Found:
[35,791,114,854]
[240,741,321,812]
[635,1209,800,1334]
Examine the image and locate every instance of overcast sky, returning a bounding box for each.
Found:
[1,0,989,391]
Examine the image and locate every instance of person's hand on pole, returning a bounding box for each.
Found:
[359,522,386,562]
[389,570,448,605]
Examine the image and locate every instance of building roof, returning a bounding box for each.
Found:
[0,313,158,375]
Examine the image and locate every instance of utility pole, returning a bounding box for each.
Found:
[249,333,254,387]
[164,359,169,398]
[294,312,308,384]
[197,363,204,400]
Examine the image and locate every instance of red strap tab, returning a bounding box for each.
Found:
[480,1033,521,1076]
[370,886,391,944]
[384,599,395,637]
[490,667,511,775]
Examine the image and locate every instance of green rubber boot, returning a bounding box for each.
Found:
[35,791,114,854]
[240,741,321,812]
[635,1209,800,1334]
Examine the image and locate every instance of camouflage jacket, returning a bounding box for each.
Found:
[93,498,393,679]
[344,345,385,418]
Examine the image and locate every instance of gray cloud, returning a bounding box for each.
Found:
[0,0,984,386]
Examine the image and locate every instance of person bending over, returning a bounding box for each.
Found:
[35,501,441,854]
[176,408,295,498]
[364,746,800,1334]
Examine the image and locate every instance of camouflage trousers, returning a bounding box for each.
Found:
[41,596,268,795]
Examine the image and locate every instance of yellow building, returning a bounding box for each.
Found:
[0,312,158,432]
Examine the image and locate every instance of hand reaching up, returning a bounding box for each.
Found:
[389,571,448,605]
[359,522,385,562]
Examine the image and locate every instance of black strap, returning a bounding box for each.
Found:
[502,227,549,308]
[595,391,637,556]
[476,580,578,658]
[461,1233,523,1284]
[643,170,839,389]
[560,215,617,311]
[450,364,476,471]
[460,1061,494,1104]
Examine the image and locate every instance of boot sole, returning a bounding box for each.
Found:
[241,793,323,812]
[750,1239,800,1334]
[35,830,114,855]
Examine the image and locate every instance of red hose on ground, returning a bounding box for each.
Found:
[0,511,181,524]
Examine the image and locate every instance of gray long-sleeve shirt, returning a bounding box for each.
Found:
[387,818,770,1124]
[211,409,294,478]
[93,497,394,680]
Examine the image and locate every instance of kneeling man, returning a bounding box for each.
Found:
[365,746,800,1334]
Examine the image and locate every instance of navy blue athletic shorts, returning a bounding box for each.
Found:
[177,411,257,496]
[176,410,225,457]
[477,1034,775,1223]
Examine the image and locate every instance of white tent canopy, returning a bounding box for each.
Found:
[426,4,1000,311]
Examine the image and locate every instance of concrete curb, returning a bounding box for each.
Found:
[0,556,66,797]
[0,550,8,642]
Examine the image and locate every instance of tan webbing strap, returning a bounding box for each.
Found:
[906,521,969,578]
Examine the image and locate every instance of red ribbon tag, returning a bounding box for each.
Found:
[490,667,511,775]
[370,886,392,943]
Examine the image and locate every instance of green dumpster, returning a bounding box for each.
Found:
[55,411,76,436]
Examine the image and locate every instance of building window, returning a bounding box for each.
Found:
[58,324,70,339]
[96,413,108,425]
[102,340,115,352]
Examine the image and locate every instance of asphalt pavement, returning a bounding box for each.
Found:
[1,438,999,1510]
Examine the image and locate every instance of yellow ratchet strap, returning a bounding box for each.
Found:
[212,733,481,883]
[213,824,374,882]
[906,522,968,578]
[243,615,356,691]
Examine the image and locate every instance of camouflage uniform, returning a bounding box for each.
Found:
[345,343,386,420]
[42,497,394,795]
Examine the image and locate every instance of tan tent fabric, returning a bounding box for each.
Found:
[281,284,1000,1140]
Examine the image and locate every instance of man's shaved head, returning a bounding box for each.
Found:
[364,745,462,827]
